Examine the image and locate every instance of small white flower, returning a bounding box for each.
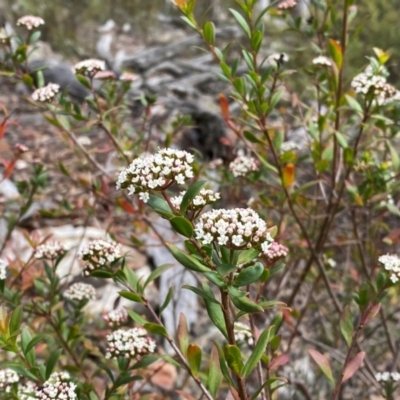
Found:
[264,241,288,261]
[277,0,297,9]
[35,241,67,260]
[312,56,332,67]
[234,322,254,346]
[77,136,92,146]
[0,260,8,280]
[18,381,38,400]
[229,154,259,177]
[0,368,19,392]
[74,59,106,77]
[103,308,129,328]
[64,283,96,302]
[35,372,76,400]
[105,328,156,359]
[79,240,121,275]
[379,254,400,284]
[17,15,44,30]
[31,83,60,102]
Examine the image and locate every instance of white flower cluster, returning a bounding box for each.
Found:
[278,0,297,9]
[195,208,273,251]
[79,240,121,276]
[229,155,259,177]
[375,371,400,382]
[0,259,8,280]
[64,282,96,302]
[103,308,129,328]
[18,381,38,400]
[265,241,288,261]
[170,188,220,211]
[31,83,60,102]
[35,241,67,260]
[36,372,76,400]
[94,70,116,80]
[280,141,300,153]
[351,65,397,102]
[73,59,105,77]
[17,15,45,30]
[0,368,19,392]
[234,322,254,346]
[116,148,194,203]
[105,328,156,359]
[312,56,332,67]
[378,254,400,283]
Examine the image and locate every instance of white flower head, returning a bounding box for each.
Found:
[264,241,288,262]
[64,283,96,302]
[79,240,121,276]
[0,368,19,392]
[32,83,60,102]
[379,254,400,284]
[170,188,220,211]
[35,372,77,400]
[278,0,297,9]
[229,155,259,177]
[0,260,8,280]
[35,241,67,260]
[195,208,274,251]
[234,322,254,346]
[103,308,129,328]
[74,59,106,77]
[18,381,38,400]
[105,328,156,359]
[375,371,400,383]
[116,148,195,202]
[17,15,45,30]
[312,56,332,67]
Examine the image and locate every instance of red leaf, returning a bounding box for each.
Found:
[117,198,136,214]
[343,352,365,382]
[3,158,16,180]
[219,93,230,120]
[308,349,334,385]
[269,353,290,370]
[0,119,8,139]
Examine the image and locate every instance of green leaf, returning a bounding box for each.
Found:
[242,326,274,378]
[123,266,140,292]
[144,323,168,338]
[214,342,237,388]
[229,9,251,38]
[243,130,264,144]
[208,346,222,397]
[187,344,202,377]
[328,39,343,69]
[203,21,215,45]
[46,348,62,379]
[237,248,260,264]
[251,377,288,400]
[340,306,354,348]
[231,295,263,313]
[29,31,41,44]
[119,291,143,303]
[233,263,264,287]
[159,287,174,315]
[386,140,400,172]
[345,94,363,113]
[334,131,348,149]
[24,334,45,355]
[177,313,189,355]
[202,284,228,339]
[9,306,22,337]
[170,216,194,238]
[180,180,206,213]
[132,355,158,369]
[167,243,211,273]
[308,349,335,386]
[76,74,91,89]
[126,309,147,326]
[224,344,244,375]
[204,271,226,287]
[216,263,236,277]
[144,264,172,289]
[183,285,219,304]
[159,353,184,368]
[147,195,174,219]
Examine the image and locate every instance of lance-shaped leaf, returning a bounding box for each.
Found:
[224,344,244,375]
[268,353,290,371]
[180,180,206,213]
[242,326,274,378]
[208,346,222,398]
[308,349,334,386]
[144,264,172,289]
[144,323,168,338]
[126,309,147,326]
[233,263,264,286]
[170,216,194,238]
[167,243,211,272]
[229,9,251,38]
[159,287,174,315]
[328,39,343,69]
[340,306,354,348]
[231,294,263,313]
[147,195,174,219]
[202,284,228,339]
[177,313,189,355]
[119,291,143,303]
[214,341,237,388]
[343,352,365,382]
[187,344,202,377]
[365,303,381,325]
